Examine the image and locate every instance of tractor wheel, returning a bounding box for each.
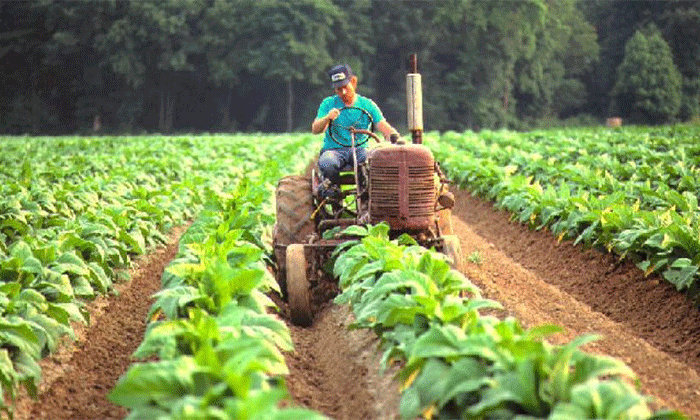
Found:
[286,244,312,326]
[437,208,454,235]
[273,175,315,295]
[442,234,463,272]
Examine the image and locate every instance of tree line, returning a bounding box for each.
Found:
[0,0,698,135]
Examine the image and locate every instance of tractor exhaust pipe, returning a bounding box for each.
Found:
[406,54,423,144]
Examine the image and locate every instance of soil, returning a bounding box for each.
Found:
[10,227,186,420]
[10,190,700,420]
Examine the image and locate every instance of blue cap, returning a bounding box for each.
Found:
[328,64,353,88]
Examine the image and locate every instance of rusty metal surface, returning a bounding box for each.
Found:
[318,218,356,233]
[274,238,357,252]
[408,53,423,145]
[368,144,435,230]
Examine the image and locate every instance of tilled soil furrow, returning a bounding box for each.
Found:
[284,305,400,420]
[451,190,700,418]
[12,229,184,420]
[452,190,700,373]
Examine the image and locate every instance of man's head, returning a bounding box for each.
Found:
[328,64,358,105]
[328,64,353,88]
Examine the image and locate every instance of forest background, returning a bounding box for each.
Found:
[0,0,698,135]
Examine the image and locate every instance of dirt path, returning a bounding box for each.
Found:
[450,190,700,418]
[11,228,185,420]
[284,305,400,420]
[9,190,700,419]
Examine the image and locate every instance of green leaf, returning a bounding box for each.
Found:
[149,285,203,320]
[109,357,199,408]
[71,275,95,298]
[410,324,498,362]
[0,318,41,360]
[53,251,90,277]
[662,258,698,291]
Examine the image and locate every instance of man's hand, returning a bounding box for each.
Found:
[327,108,340,121]
[312,108,341,134]
[377,120,400,142]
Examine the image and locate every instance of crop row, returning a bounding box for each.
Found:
[0,134,316,418]
[106,128,690,419]
[109,169,325,419]
[426,125,700,300]
[108,138,324,418]
[333,223,685,419]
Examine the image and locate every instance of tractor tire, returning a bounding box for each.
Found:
[286,244,312,326]
[442,234,463,272]
[437,208,454,235]
[274,175,315,244]
[273,175,315,296]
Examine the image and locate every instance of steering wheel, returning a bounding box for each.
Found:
[327,106,378,147]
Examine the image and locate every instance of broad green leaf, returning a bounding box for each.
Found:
[108,357,199,408]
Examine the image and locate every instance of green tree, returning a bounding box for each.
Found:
[513,0,599,124]
[432,0,549,130]
[39,0,126,133]
[197,0,253,130]
[581,0,698,122]
[612,25,682,124]
[244,0,343,132]
[98,0,207,132]
[660,4,700,121]
[368,1,438,130]
[0,1,55,134]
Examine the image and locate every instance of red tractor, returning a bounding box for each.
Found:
[273,56,462,326]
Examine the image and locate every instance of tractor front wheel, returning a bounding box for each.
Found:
[273,175,314,298]
[442,235,463,272]
[286,244,312,327]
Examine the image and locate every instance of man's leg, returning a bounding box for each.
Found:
[352,147,367,166]
[318,149,344,183]
[350,147,368,187]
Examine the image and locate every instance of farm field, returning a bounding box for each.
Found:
[3,129,700,419]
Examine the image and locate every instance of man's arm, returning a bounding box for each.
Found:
[311,108,340,134]
[377,120,400,141]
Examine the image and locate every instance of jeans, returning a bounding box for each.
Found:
[318,147,367,183]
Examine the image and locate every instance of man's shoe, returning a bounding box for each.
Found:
[317,178,341,199]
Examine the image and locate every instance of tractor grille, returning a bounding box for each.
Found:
[370,166,400,215]
[408,166,435,216]
[369,145,435,230]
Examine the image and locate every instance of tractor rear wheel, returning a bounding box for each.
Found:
[442,234,463,272]
[273,175,315,296]
[286,244,312,326]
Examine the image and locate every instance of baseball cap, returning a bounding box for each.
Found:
[328,64,353,88]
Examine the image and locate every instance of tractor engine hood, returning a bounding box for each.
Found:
[368,144,436,231]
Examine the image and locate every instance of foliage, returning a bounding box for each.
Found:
[612,25,683,124]
[0,133,317,418]
[7,0,685,133]
[581,0,700,122]
[108,134,320,419]
[332,223,686,419]
[429,125,700,302]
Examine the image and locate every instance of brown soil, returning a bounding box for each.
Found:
[9,189,700,420]
[284,305,401,420]
[10,227,185,420]
[450,190,700,418]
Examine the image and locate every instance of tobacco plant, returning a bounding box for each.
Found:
[429,125,700,302]
[110,146,324,419]
[0,133,318,418]
[333,223,686,420]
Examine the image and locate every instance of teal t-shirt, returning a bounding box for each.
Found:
[316,94,385,150]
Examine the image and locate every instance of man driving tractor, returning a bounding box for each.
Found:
[311,64,400,198]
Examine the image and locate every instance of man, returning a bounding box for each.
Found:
[311,64,399,197]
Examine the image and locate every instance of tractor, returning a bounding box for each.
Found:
[273,56,462,326]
